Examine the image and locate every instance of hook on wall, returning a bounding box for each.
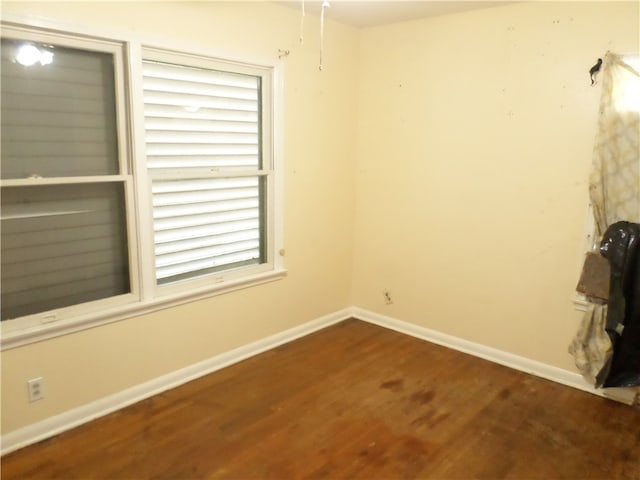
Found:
[278,49,290,59]
[589,57,603,86]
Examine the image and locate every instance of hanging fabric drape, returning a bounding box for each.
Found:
[570,53,640,387]
[589,53,640,236]
[599,220,640,387]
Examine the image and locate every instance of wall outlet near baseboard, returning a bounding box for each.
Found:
[383,290,393,305]
[27,377,44,402]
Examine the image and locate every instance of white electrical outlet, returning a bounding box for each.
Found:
[27,377,44,402]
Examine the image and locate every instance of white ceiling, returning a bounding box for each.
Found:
[277,1,513,28]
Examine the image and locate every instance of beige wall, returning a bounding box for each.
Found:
[1,0,639,437]
[352,1,639,369]
[0,1,359,434]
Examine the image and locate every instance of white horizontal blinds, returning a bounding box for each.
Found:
[0,37,130,321]
[152,176,264,284]
[0,39,119,178]
[1,184,130,320]
[143,60,261,170]
[142,58,266,285]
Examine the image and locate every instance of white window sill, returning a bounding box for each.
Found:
[0,269,287,350]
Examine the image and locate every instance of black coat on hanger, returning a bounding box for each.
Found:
[598,221,640,388]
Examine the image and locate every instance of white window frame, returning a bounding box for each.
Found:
[0,16,285,349]
[136,47,277,299]
[0,24,142,327]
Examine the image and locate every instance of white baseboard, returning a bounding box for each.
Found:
[350,307,637,406]
[1,308,351,456]
[4,306,636,456]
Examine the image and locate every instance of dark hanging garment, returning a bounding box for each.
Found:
[600,221,640,388]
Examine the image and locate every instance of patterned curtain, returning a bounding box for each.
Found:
[570,53,640,387]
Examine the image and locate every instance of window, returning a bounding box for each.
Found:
[0,22,282,346]
[141,50,273,288]
[1,31,136,323]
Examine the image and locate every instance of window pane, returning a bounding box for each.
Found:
[1,183,130,320]
[152,176,265,285]
[143,60,262,171]
[142,56,268,286]
[0,38,119,178]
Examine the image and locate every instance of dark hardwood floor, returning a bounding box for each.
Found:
[2,318,639,479]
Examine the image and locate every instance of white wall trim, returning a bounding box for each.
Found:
[4,306,636,456]
[0,308,351,456]
[350,307,637,406]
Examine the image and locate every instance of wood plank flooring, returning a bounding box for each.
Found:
[2,318,639,479]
